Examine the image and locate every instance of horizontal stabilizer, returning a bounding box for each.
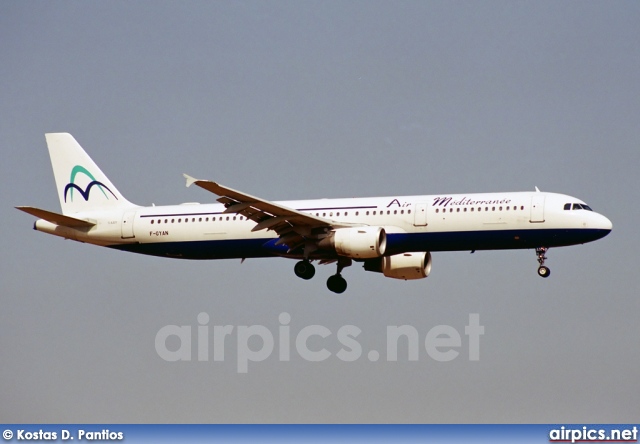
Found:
[15,206,96,228]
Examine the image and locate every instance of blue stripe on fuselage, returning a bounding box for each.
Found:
[108,228,610,260]
[385,228,609,254]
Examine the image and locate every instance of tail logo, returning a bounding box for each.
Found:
[64,165,118,202]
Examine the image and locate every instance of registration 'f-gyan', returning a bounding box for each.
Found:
[17,133,612,293]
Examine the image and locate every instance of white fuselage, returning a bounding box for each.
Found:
[34,190,612,260]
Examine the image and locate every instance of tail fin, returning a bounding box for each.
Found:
[45,133,135,214]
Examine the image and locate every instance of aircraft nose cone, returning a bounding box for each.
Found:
[600,214,612,231]
[595,213,613,233]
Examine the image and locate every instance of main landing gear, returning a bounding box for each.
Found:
[536,247,550,278]
[294,260,315,280]
[294,258,352,294]
[326,258,351,294]
[327,274,347,294]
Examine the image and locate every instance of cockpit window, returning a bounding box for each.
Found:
[569,203,594,211]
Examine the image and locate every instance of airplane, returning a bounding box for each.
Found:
[16,133,612,293]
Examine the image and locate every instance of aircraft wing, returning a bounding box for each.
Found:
[184,175,354,254]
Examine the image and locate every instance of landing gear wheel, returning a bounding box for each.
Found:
[327,274,347,294]
[537,266,550,278]
[294,260,315,280]
[535,247,550,279]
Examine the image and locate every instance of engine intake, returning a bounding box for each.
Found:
[318,227,387,259]
[364,252,432,280]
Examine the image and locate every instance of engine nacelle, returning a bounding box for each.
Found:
[318,227,387,259]
[364,252,432,280]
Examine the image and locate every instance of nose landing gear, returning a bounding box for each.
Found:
[536,247,550,278]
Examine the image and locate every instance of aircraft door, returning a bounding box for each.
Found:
[121,210,136,238]
[530,195,545,223]
[414,203,428,226]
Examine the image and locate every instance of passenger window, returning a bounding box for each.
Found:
[436,209,439,213]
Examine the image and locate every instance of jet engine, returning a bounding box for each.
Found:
[318,227,386,259]
[364,252,432,280]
